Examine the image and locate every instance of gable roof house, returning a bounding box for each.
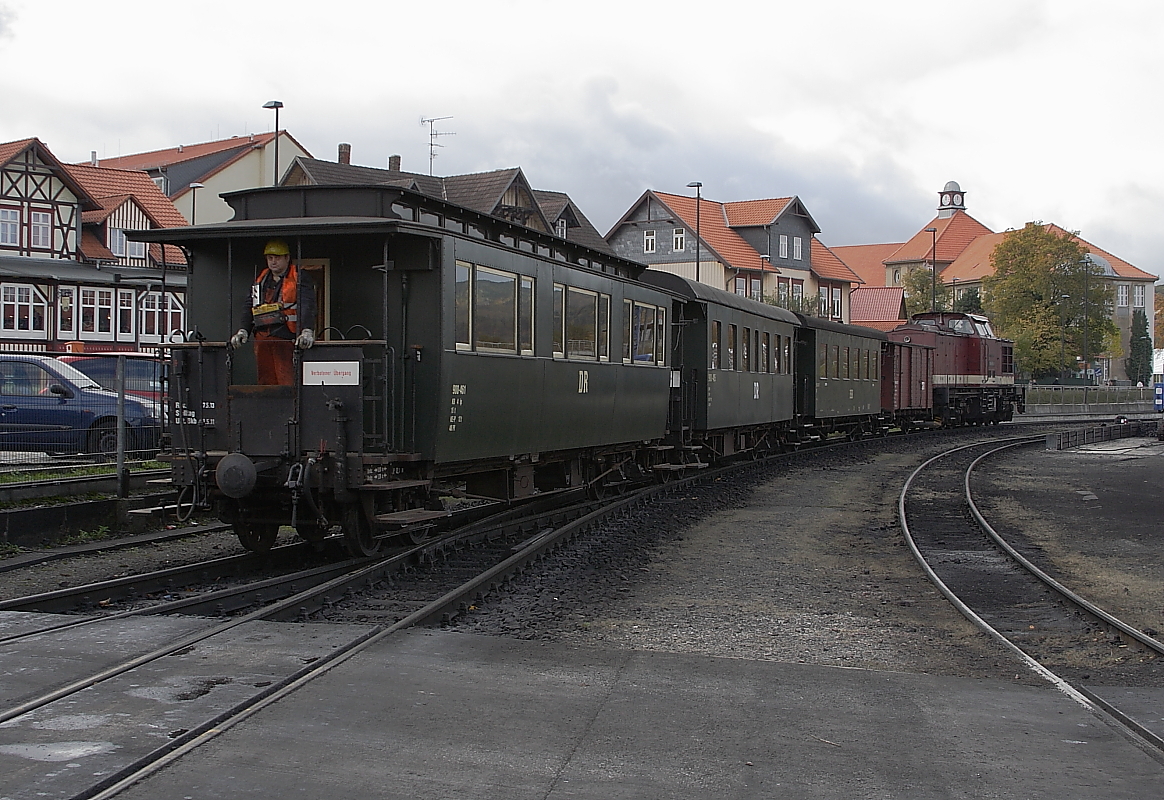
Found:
[831,180,1158,382]
[95,131,312,226]
[0,138,188,352]
[282,150,614,254]
[604,190,862,322]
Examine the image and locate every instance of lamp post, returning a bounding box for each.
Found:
[188,182,204,225]
[262,100,283,186]
[924,227,938,312]
[687,182,702,285]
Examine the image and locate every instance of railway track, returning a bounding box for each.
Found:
[900,437,1164,760]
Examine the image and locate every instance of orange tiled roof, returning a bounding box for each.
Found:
[856,319,908,333]
[65,163,188,228]
[653,191,772,273]
[885,211,994,265]
[1044,224,1157,281]
[811,238,863,284]
[0,138,38,167]
[850,286,906,323]
[942,224,1157,284]
[722,197,792,227]
[828,242,902,287]
[79,230,115,261]
[94,133,277,171]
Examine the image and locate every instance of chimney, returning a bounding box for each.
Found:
[90,151,98,167]
[338,143,351,164]
[388,154,401,171]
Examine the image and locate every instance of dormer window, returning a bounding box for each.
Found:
[110,228,145,259]
[152,175,168,194]
[555,218,567,238]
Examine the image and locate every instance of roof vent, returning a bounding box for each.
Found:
[338,143,351,165]
[177,144,183,153]
[90,151,98,167]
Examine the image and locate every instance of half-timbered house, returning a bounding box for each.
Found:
[0,138,188,352]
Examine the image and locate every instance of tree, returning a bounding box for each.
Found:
[902,264,951,317]
[1126,308,1152,385]
[982,223,1116,380]
[953,287,983,314]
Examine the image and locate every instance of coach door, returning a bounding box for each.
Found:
[299,258,330,338]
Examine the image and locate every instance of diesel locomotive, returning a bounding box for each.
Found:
[135,184,1021,555]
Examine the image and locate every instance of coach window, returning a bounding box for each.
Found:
[598,294,610,361]
[655,307,666,365]
[622,299,632,363]
[518,276,534,355]
[742,327,750,371]
[831,345,840,379]
[818,342,827,378]
[871,350,879,380]
[474,266,518,353]
[783,337,792,375]
[761,332,769,373]
[455,261,472,350]
[567,287,598,359]
[553,283,566,357]
[727,324,737,370]
[632,302,657,364]
[842,347,850,379]
[711,320,721,369]
[772,333,780,374]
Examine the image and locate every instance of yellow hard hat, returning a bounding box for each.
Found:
[263,239,290,256]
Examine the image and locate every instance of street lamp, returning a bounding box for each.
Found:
[263,100,284,186]
[188,182,204,225]
[924,227,938,313]
[686,182,702,285]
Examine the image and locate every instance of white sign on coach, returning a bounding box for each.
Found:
[302,361,361,385]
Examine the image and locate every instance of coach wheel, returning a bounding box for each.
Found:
[343,504,380,557]
[234,520,279,553]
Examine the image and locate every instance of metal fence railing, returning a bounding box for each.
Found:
[0,352,164,484]
[1022,384,1155,416]
[1045,419,1160,450]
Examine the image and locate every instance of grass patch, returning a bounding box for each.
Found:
[0,541,22,559]
[0,460,166,485]
[58,525,113,547]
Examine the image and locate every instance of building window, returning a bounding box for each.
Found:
[673,228,685,252]
[29,211,51,249]
[1118,284,1129,307]
[735,277,747,296]
[110,228,126,257]
[778,235,788,259]
[0,208,18,246]
[139,291,184,341]
[118,289,135,337]
[58,286,76,336]
[643,230,656,254]
[1134,284,1145,308]
[893,269,901,284]
[832,286,842,318]
[751,277,761,302]
[555,218,567,238]
[819,287,829,316]
[791,280,803,300]
[1,283,47,335]
[793,236,803,260]
[152,175,168,194]
[81,288,114,336]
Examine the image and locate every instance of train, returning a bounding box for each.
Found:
[134,184,1024,555]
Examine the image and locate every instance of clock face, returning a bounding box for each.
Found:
[942,193,951,205]
[953,193,963,205]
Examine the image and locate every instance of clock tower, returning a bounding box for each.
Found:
[937,181,966,218]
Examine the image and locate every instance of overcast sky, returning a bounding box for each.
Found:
[2,0,1160,276]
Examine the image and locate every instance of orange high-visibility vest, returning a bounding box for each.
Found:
[251,264,299,333]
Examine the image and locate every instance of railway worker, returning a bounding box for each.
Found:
[229,239,316,385]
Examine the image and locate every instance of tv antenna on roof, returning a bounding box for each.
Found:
[420,116,455,175]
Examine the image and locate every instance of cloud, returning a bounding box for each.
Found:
[0,3,13,39]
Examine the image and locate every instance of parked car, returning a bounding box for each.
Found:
[0,354,160,455]
[57,353,165,403]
